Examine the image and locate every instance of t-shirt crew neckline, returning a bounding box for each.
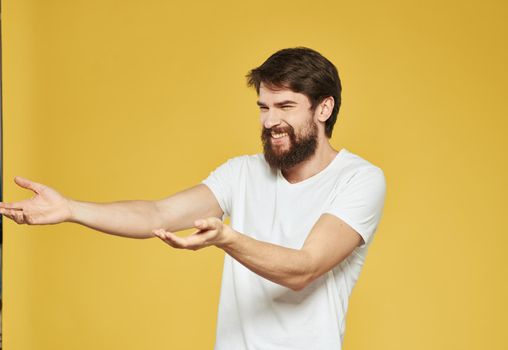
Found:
[277,148,347,187]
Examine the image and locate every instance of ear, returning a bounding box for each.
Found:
[316,96,335,123]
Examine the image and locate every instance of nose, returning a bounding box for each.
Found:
[262,110,282,129]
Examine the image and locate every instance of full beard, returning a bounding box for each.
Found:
[261,120,318,170]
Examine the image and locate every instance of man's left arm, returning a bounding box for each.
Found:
[153,213,362,291]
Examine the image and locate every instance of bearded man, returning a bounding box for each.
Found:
[0,47,386,350]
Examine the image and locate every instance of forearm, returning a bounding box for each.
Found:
[155,216,359,290]
[220,230,315,291]
[68,199,163,239]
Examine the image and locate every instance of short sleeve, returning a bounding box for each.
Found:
[324,167,387,247]
[201,158,240,217]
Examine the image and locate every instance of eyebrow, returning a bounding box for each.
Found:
[256,100,298,107]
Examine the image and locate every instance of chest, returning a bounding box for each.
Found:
[230,173,340,248]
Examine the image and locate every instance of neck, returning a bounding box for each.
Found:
[281,138,339,184]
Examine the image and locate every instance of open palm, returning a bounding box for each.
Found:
[0,176,72,225]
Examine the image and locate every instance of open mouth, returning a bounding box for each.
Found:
[271,132,288,139]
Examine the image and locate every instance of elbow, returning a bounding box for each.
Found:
[288,282,306,292]
[285,251,319,291]
[286,272,315,292]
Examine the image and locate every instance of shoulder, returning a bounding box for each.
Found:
[336,148,386,189]
[225,153,265,165]
[206,153,273,179]
[218,153,271,172]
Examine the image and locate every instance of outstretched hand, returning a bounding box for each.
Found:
[0,176,72,225]
[153,217,233,250]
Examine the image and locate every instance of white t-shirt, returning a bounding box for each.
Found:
[202,148,386,350]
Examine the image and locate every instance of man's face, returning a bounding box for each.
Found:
[258,83,319,170]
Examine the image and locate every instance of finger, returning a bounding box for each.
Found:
[0,206,23,214]
[166,230,211,250]
[162,231,192,249]
[184,231,217,249]
[153,229,170,240]
[190,227,217,242]
[0,201,25,210]
[3,208,20,216]
[153,229,183,248]
[0,210,18,223]
[14,176,45,194]
[13,210,25,224]
[0,208,23,218]
[152,229,163,238]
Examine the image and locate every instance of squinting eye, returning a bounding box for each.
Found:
[281,106,292,110]
[259,107,268,111]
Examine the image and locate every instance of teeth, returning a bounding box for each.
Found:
[272,132,288,139]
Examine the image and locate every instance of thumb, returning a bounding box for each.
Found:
[194,217,221,231]
[14,176,44,194]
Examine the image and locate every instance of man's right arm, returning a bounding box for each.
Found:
[0,176,223,239]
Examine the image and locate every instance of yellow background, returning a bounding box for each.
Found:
[3,0,508,349]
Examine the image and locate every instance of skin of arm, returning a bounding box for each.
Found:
[69,184,223,238]
[2,177,361,290]
[154,213,362,291]
[0,176,223,239]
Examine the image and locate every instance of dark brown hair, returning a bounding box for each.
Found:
[246,47,342,138]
